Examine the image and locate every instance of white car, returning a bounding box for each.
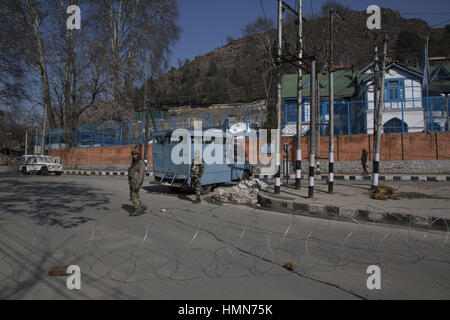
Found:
[19,155,64,176]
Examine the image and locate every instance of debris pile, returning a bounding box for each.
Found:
[48,266,69,277]
[370,186,399,200]
[210,178,269,205]
[283,262,296,271]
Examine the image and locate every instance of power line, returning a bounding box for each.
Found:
[258,0,269,22]
[403,12,450,15]
[430,19,450,27]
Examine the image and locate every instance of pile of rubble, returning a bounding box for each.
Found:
[210,178,269,205]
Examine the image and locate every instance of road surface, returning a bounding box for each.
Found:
[0,174,449,299]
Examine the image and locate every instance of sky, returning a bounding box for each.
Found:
[168,0,450,68]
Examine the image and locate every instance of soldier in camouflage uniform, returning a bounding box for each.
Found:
[190,151,205,204]
[128,150,147,216]
[361,148,369,175]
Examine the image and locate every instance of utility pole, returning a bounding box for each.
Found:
[308,60,316,198]
[372,34,388,189]
[143,64,150,163]
[295,0,303,190]
[41,107,47,155]
[275,0,283,194]
[143,58,157,164]
[144,108,150,161]
[25,129,28,155]
[328,10,335,193]
[316,68,320,175]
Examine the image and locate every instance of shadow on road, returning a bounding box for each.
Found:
[0,177,113,229]
[121,204,135,214]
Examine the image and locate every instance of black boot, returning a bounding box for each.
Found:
[194,195,201,204]
[130,207,143,216]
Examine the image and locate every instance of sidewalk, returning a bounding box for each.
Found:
[257,180,450,231]
[61,169,450,183]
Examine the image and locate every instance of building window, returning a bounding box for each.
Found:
[384,80,405,103]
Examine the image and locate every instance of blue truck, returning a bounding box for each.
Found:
[152,129,253,193]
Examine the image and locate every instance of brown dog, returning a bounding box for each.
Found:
[370,186,398,200]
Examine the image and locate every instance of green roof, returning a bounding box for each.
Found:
[406,64,450,77]
[282,71,370,99]
[427,80,450,95]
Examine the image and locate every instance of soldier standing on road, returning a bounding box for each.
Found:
[128,150,147,216]
[190,150,205,204]
[361,148,369,175]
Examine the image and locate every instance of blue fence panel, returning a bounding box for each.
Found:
[37,98,449,150]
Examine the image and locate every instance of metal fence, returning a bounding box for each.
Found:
[284,96,449,136]
[37,107,266,150]
[35,96,449,150]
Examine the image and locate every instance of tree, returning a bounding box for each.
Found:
[241,16,277,128]
[394,31,424,64]
[92,0,180,119]
[320,0,349,18]
[0,0,180,148]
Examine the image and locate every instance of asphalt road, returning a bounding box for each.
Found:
[0,173,449,299]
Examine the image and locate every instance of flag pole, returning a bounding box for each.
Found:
[426,35,430,131]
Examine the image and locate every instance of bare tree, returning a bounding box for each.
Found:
[0,0,56,135]
[241,16,277,128]
[92,0,180,120]
[320,0,349,18]
[1,0,180,149]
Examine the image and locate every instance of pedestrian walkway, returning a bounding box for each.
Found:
[257,180,450,231]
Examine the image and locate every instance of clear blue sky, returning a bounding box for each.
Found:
[169,0,450,68]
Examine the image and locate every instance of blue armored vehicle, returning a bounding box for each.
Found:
[152,129,253,193]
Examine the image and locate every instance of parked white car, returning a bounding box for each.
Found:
[19,155,63,175]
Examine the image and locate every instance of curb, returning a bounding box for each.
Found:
[61,171,450,183]
[253,174,450,183]
[257,192,450,232]
[64,170,152,177]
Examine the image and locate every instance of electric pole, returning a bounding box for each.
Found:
[372,34,388,189]
[143,57,157,164]
[295,0,303,190]
[41,107,47,155]
[328,10,335,193]
[275,0,283,194]
[308,60,316,198]
[316,68,320,175]
[25,129,28,155]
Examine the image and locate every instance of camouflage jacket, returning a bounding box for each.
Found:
[190,160,205,180]
[128,159,145,187]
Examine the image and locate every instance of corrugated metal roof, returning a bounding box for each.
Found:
[282,71,370,99]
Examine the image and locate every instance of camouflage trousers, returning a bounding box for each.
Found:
[191,178,202,196]
[129,185,144,210]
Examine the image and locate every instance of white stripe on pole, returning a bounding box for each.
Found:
[375,153,380,162]
[329,152,334,163]
[296,170,301,178]
[329,172,334,182]
[297,149,301,159]
[275,177,281,186]
[309,176,314,186]
[373,173,379,186]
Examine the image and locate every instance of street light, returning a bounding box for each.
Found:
[440,93,449,131]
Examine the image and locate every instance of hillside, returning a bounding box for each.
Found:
[139,8,449,114]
